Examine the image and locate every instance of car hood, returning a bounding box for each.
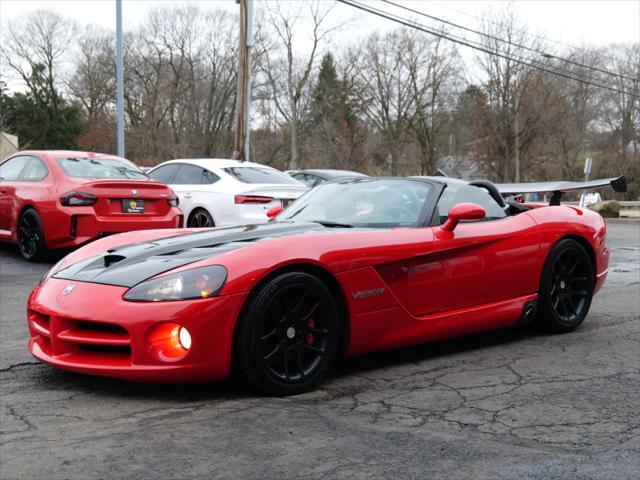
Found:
[53,222,326,287]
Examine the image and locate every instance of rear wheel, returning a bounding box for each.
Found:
[537,239,594,333]
[18,209,47,261]
[187,208,214,228]
[233,272,341,395]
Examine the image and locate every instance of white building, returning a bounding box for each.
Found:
[0,132,19,160]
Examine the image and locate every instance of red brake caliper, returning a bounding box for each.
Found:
[305,318,316,357]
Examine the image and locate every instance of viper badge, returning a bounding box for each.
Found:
[352,288,385,299]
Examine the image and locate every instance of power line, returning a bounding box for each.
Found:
[422,0,632,66]
[345,0,621,92]
[337,0,639,99]
[380,0,637,83]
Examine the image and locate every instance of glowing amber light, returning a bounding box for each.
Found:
[147,323,190,362]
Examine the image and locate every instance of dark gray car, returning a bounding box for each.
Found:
[287,169,368,187]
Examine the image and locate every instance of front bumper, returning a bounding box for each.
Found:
[27,278,247,383]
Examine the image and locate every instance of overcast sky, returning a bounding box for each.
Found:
[1,0,638,46]
[1,0,638,92]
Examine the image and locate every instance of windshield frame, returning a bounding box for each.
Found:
[278,177,444,228]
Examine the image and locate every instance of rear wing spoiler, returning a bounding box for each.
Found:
[496,176,627,206]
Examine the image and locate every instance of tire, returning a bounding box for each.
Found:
[187,208,214,228]
[536,238,595,333]
[18,208,47,261]
[233,272,341,396]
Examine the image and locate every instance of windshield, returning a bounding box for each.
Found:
[279,179,433,227]
[224,167,300,184]
[57,157,148,179]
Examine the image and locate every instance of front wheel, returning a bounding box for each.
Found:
[536,239,595,333]
[18,209,47,261]
[233,272,341,395]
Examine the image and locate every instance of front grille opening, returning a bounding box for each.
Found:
[28,309,51,334]
[75,321,128,335]
[79,344,131,355]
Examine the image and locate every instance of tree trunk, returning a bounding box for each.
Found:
[290,115,299,169]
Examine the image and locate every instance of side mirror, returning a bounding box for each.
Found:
[441,202,485,232]
[266,205,284,219]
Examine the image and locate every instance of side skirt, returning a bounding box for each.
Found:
[346,293,538,357]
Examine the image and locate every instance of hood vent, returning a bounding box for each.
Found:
[53,222,325,287]
[103,254,127,267]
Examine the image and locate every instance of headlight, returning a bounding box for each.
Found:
[123,265,227,302]
[40,257,69,285]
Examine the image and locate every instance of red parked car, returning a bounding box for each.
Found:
[28,175,625,395]
[0,151,182,260]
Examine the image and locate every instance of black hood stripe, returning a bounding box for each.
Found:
[54,222,325,287]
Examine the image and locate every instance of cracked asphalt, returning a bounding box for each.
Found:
[1,221,638,479]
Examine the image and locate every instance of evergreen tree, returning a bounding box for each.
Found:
[309,53,344,168]
[1,64,83,149]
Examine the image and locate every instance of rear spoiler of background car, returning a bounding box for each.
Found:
[496,176,627,206]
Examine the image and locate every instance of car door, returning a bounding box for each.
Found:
[170,164,211,222]
[0,155,31,234]
[406,183,540,316]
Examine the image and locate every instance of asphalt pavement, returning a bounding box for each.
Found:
[1,221,638,479]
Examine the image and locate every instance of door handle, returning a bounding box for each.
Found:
[183,193,192,198]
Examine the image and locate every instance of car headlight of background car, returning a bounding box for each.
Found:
[123,265,227,302]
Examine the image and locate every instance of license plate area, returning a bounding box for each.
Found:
[121,199,145,213]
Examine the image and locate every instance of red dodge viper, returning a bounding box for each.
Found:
[0,150,182,260]
[27,175,626,395]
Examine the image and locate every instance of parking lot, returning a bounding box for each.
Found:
[0,221,638,479]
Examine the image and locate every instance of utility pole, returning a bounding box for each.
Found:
[233,0,254,161]
[513,95,520,183]
[116,0,125,157]
[579,157,593,207]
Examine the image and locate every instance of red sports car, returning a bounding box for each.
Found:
[27,175,625,395]
[0,150,182,260]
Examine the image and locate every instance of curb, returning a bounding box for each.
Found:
[605,218,640,224]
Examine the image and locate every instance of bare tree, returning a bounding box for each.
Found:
[198,10,239,157]
[1,9,78,105]
[405,31,459,175]
[120,5,238,163]
[256,0,337,169]
[357,30,415,175]
[602,43,640,161]
[69,26,116,122]
[475,7,542,181]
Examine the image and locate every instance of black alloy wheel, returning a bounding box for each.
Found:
[18,209,47,261]
[537,239,594,333]
[187,209,214,228]
[233,272,340,395]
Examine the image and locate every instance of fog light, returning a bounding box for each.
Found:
[178,326,191,350]
[147,323,191,362]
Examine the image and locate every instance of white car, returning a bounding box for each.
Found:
[148,159,309,228]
